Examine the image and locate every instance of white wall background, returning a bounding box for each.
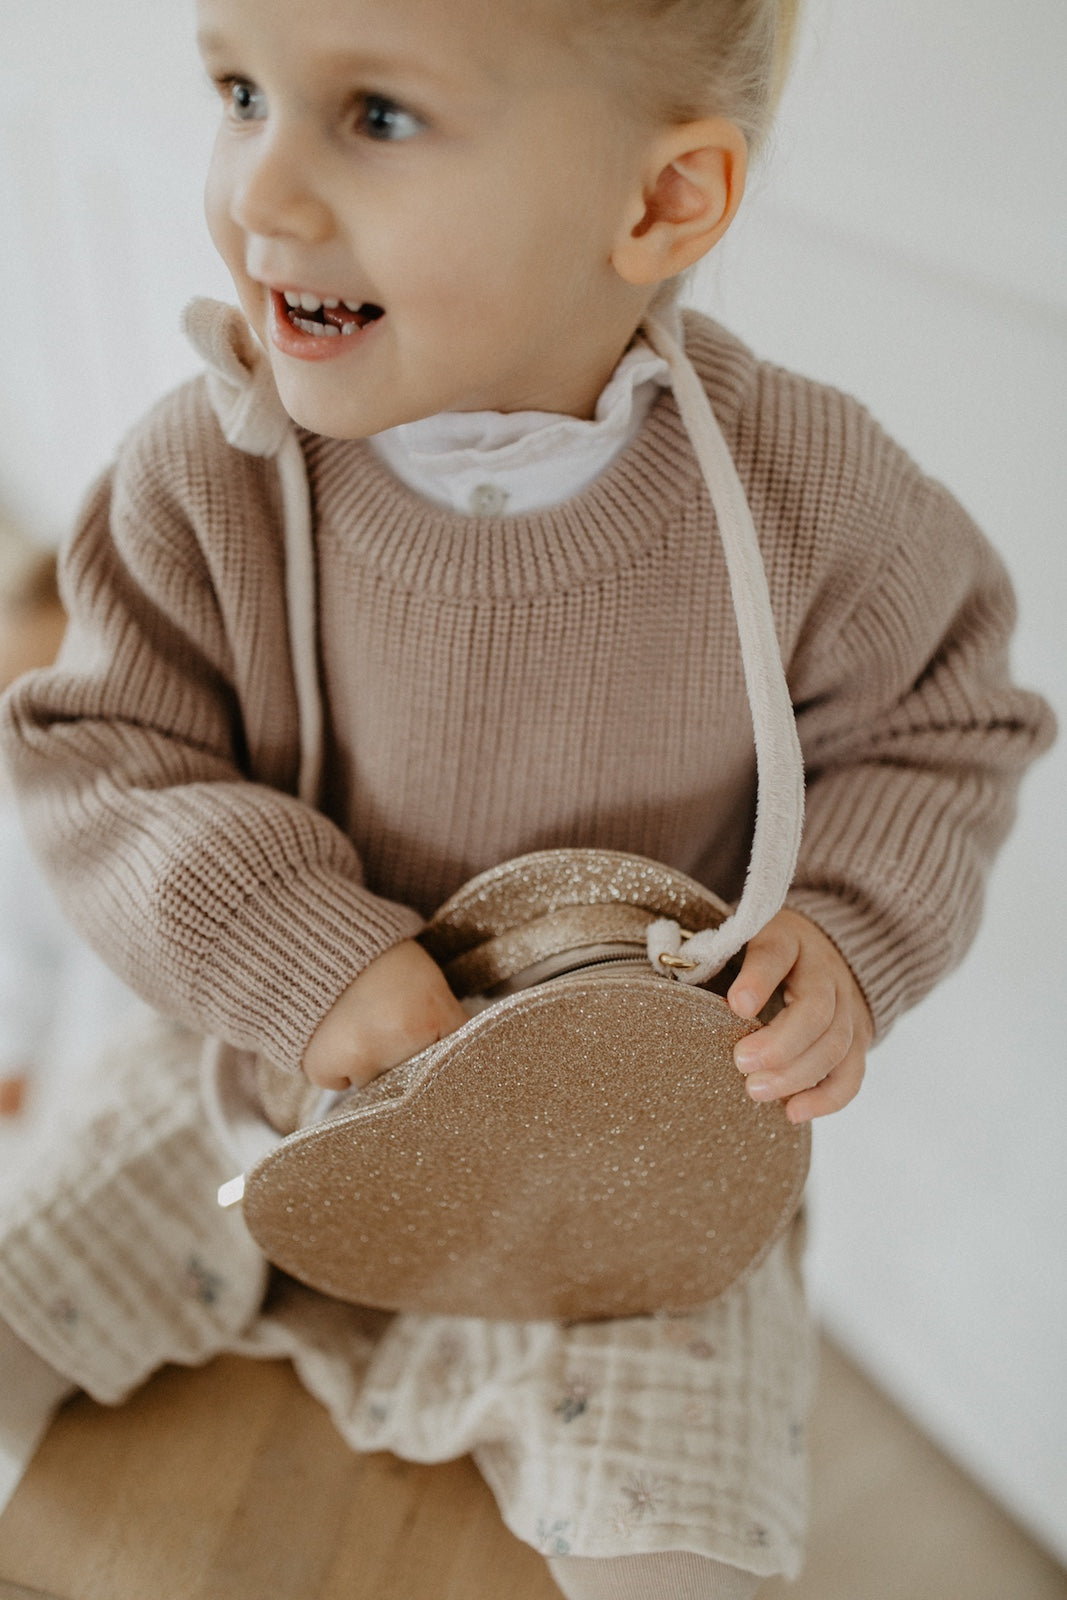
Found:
[694,0,1067,1564]
[1,0,1064,1565]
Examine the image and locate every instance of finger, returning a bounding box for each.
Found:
[741,1008,854,1102]
[783,1047,866,1124]
[727,921,802,1018]
[734,973,839,1078]
[303,1060,354,1091]
[304,1034,391,1091]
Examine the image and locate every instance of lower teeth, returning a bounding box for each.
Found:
[287,303,384,338]
[292,316,345,337]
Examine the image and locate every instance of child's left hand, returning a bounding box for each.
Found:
[727,909,873,1124]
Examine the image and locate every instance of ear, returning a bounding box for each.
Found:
[612,118,747,287]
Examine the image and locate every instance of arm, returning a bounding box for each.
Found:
[0,388,424,1073]
[730,460,1054,1121]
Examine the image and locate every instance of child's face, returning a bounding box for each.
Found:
[199,0,656,436]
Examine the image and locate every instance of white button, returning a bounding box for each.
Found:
[469,482,509,516]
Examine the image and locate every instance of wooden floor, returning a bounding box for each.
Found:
[0,1339,1063,1600]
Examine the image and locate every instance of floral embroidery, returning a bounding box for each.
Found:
[536,1518,572,1556]
[183,1255,225,1306]
[610,1472,667,1538]
[619,1473,665,1519]
[609,1471,668,1535]
[554,1375,593,1423]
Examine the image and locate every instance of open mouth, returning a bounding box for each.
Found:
[281,290,385,339]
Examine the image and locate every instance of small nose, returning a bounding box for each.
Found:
[231,125,333,244]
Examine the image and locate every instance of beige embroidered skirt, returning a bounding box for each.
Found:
[0,1016,816,1580]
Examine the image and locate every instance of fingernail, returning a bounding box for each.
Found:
[734,1045,759,1073]
[731,989,759,1017]
[746,1076,775,1101]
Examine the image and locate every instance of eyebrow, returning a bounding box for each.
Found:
[196,27,233,58]
[196,29,476,97]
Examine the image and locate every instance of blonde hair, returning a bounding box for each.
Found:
[574,0,801,151]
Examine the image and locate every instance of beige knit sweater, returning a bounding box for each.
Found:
[0,311,1053,1075]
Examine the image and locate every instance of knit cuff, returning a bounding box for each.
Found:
[195,866,425,1072]
[783,885,943,1040]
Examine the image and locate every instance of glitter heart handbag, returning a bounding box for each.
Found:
[200,305,810,1320]
[212,847,810,1320]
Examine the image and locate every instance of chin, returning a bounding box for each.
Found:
[269,381,371,441]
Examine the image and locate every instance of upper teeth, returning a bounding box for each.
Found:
[283,291,364,313]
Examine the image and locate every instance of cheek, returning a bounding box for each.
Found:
[204,145,242,270]
[385,189,561,321]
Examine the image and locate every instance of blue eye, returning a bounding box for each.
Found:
[359,94,423,142]
[225,78,267,123]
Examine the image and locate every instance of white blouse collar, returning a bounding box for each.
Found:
[368,340,671,517]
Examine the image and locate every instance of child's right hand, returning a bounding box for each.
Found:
[302,940,469,1091]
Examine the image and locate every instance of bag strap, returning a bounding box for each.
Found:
[182,298,324,807]
[640,315,804,982]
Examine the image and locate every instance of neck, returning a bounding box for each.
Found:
[503,285,656,422]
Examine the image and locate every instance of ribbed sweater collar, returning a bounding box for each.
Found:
[298,315,756,600]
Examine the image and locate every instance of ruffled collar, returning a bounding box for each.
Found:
[367,341,671,516]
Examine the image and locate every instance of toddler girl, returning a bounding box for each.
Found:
[0,0,1054,1594]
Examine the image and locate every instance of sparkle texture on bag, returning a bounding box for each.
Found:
[242,850,809,1321]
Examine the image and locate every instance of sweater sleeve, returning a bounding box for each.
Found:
[0,390,423,1072]
[783,463,1055,1037]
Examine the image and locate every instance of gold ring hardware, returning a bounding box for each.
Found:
[658,952,699,971]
